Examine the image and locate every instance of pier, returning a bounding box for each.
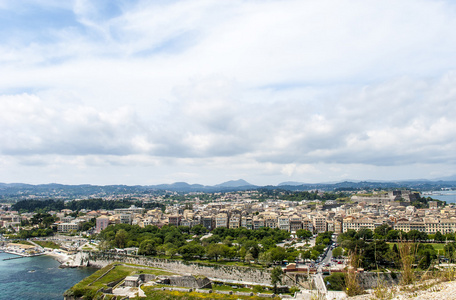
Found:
[1,250,44,260]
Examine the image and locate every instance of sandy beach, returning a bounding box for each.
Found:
[44,250,72,265]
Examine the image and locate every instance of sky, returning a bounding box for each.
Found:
[1,0,456,186]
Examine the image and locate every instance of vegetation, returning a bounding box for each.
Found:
[280,190,349,202]
[65,263,176,299]
[34,240,60,249]
[98,224,291,264]
[409,195,446,209]
[301,231,333,261]
[324,272,346,291]
[270,266,283,294]
[344,251,364,296]
[138,289,274,299]
[12,198,165,213]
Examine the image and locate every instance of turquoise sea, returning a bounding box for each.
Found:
[423,190,456,203]
[0,252,96,300]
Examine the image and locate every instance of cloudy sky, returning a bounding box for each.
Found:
[1,0,456,186]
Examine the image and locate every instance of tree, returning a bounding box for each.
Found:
[362,240,389,269]
[407,230,427,242]
[114,229,128,248]
[190,224,207,235]
[271,266,283,294]
[374,224,392,239]
[165,243,178,258]
[356,228,373,241]
[179,242,205,260]
[386,230,400,241]
[259,251,273,266]
[332,247,343,258]
[207,244,224,261]
[444,243,456,263]
[434,231,444,242]
[98,240,112,251]
[268,247,287,263]
[245,251,254,264]
[138,239,157,256]
[325,273,346,291]
[296,229,312,240]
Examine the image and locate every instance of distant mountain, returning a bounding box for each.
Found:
[278,181,305,186]
[215,179,255,188]
[434,174,456,181]
[152,182,206,191]
[1,178,456,201]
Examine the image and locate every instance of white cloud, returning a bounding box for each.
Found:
[1,0,456,184]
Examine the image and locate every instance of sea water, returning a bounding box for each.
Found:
[0,252,96,300]
[423,190,456,204]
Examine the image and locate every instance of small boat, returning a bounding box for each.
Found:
[28,270,36,273]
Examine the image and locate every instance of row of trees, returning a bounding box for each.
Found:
[99,224,300,264]
[281,191,348,202]
[12,199,165,213]
[337,227,456,271]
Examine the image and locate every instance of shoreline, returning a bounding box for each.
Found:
[0,246,73,266]
[44,250,72,265]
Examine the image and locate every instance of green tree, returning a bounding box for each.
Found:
[386,229,400,241]
[179,242,205,260]
[356,228,373,241]
[332,247,343,258]
[207,244,224,261]
[444,243,456,263]
[268,247,287,263]
[271,266,283,294]
[434,231,444,242]
[114,229,128,248]
[138,239,157,256]
[325,272,346,291]
[245,251,254,264]
[296,229,312,240]
[374,224,392,239]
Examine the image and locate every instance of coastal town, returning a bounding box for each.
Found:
[1,187,456,299]
[0,189,454,242]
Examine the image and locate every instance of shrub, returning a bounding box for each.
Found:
[325,273,345,291]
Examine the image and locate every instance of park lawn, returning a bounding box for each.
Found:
[66,263,178,298]
[432,243,445,252]
[388,242,445,252]
[34,240,60,249]
[138,288,276,300]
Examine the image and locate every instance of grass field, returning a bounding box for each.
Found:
[65,263,178,298]
[34,240,60,249]
[388,242,446,252]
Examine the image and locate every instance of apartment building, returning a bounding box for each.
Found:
[168,215,181,226]
[229,215,241,229]
[289,215,303,233]
[241,216,253,230]
[58,222,80,233]
[253,216,264,230]
[202,216,213,230]
[215,213,229,228]
[95,216,109,233]
[313,215,327,233]
[264,213,278,229]
[278,215,290,232]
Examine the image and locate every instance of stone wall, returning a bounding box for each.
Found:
[76,251,274,285]
[355,272,401,289]
[168,275,212,289]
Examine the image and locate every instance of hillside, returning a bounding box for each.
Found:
[350,279,456,300]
